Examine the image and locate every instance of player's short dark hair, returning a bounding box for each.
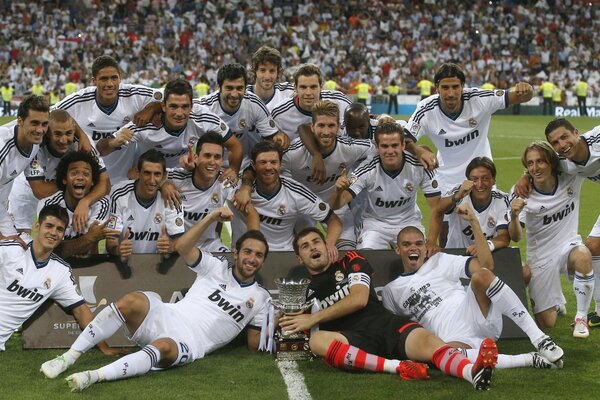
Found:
[544,118,576,139]
[217,63,247,88]
[434,62,466,86]
[91,55,120,78]
[251,46,283,74]
[521,140,560,174]
[311,100,339,124]
[164,79,193,104]
[38,204,69,228]
[293,227,325,255]
[374,122,404,145]
[250,141,283,163]
[137,149,166,172]
[293,64,323,87]
[17,95,49,120]
[235,230,269,259]
[48,109,73,124]
[465,157,496,179]
[55,150,102,192]
[196,131,225,155]
[396,226,425,243]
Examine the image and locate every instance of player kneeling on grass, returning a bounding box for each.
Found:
[41,205,271,392]
[0,204,117,355]
[279,227,499,390]
[382,203,564,370]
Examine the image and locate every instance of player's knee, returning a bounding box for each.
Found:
[569,246,592,273]
[152,338,179,364]
[115,292,146,317]
[471,268,495,289]
[585,237,600,256]
[522,265,532,285]
[535,309,557,328]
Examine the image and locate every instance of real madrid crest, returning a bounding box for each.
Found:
[431,179,438,189]
[469,118,477,128]
[154,213,163,224]
[239,118,246,128]
[567,186,573,197]
[44,278,52,289]
[487,216,496,229]
[277,204,286,216]
[211,192,220,204]
[246,297,255,309]
[405,182,414,192]
[122,116,131,124]
[175,217,183,227]
[495,89,505,97]
[334,270,344,282]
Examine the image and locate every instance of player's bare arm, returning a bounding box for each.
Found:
[329,175,353,210]
[30,179,59,200]
[299,123,326,185]
[232,167,255,213]
[513,173,532,198]
[159,180,182,211]
[456,203,493,273]
[221,135,242,185]
[56,220,120,258]
[323,212,342,262]
[174,206,233,265]
[508,82,534,105]
[97,128,134,156]
[508,197,526,242]
[133,102,163,126]
[279,284,370,335]
[271,131,290,150]
[405,141,437,171]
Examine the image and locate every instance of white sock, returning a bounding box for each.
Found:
[573,272,595,320]
[71,304,125,354]
[97,345,161,381]
[463,348,531,369]
[486,277,545,345]
[383,359,401,374]
[592,256,600,314]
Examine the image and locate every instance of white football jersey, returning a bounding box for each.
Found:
[249,177,333,250]
[168,168,235,251]
[348,153,441,231]
[108,180,185,253]
[0,241,83,350]
[559,125,600,184]
[0,125,39,189]
[54,84,161,183]
[271,90,352,141]
[282,136,374,200]
[119,111,231,169]
[405,88,508,191]
[444,187,510,248]
[37,192,110,240]
[509,173,585,266]
[171,251,270,355]
[247,82,295,112]
[195,91,278,162]
[382,252,471,338]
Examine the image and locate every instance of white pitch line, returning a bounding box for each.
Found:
[277,360,312,400]
[494,156,520,160]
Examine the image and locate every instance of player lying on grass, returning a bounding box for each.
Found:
[40,205,271,392]
[382,203,564,370]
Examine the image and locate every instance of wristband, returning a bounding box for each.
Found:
[487,240,495,252]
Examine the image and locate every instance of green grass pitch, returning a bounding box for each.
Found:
[1,115,599,399]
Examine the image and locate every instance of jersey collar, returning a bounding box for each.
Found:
[30,243,50,269]
[379,155,406,179]
[293,96,313,116]
[232,268,256,287]
[134,180,158,208]
[438,96,464,121]
[532,174,559,196]
[95,91,119,115]
[163,115,186,137]
[255,179,282,200]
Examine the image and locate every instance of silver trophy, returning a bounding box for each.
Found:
[272,278,313,361]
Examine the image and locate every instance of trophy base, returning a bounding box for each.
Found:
[275,338,312,361]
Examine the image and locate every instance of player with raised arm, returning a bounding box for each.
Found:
[279,227,499,390]
[330,122,440,249]
[509,141,594,336]
[40,205,271,392]
[106,150,184,257]
[0,204,117,357]
[383,204,563,370]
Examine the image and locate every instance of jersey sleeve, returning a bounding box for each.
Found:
[187,250,228,278]
[251,101,279,139]
[24,156,45,180]
[381,282,408,316]
[89,196,110,225]
[189,110,233,142]
[419,167,442,197]
[347,159,373,198]
[51,267,85,310]
[292,181,333,223]
[164,202,186,238]
[344,251,373,289]
[248,293,270,329]
[474,88,509,113]
[437,253,473,280]
[404,98,431,142]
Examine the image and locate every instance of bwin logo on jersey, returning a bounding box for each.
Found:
[208,289,245,322]
[542,201,575,225]
[7,279,44,303]
[91,130,117,141]
[319,285,350,308]
[185,210,209,221]
[375,197,410,208]
[444,130,479,147]
[259,214,283,226]
[127,229,160,241]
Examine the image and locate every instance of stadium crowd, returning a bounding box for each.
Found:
[0,0,599,394]
[0,0,598,101]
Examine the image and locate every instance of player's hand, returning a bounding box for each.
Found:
[465,244,477,256]
[119,228,133,257]
[456,203,476,222]
[160,181,182,211]
[179,144,196,171]
[456,180,474,200]
[415,146,438,171]
[99,343,129,357]
[156,224,171,254]
[334,174,351,192]
[272,131,290,150]
[85,220,112,243]
[220,167,239,187]
[279,313,316,335]
[232,186,252,213]
[513,82,533,99]
[113,128,134,148]
[0,234,28,250]
[76,125,93,153]
[425,242,440,258]
[510,197,527,216]
[326,241,339,264]
[210,205,234,223]
[514,174,532,198]
[310,155,326,185]
[133,103,161,127]
[72,199,90,233]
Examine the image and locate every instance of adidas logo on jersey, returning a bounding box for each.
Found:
[375,186,383,191]
[127,215,135,221]
[7,279,44,303]
[10,170,17,176]
[219,284,227,291]
[208,289,245,322]
[438,129,446,135]
[540,206,546,212]
[87,122,96,127]
[16,268,23,275]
